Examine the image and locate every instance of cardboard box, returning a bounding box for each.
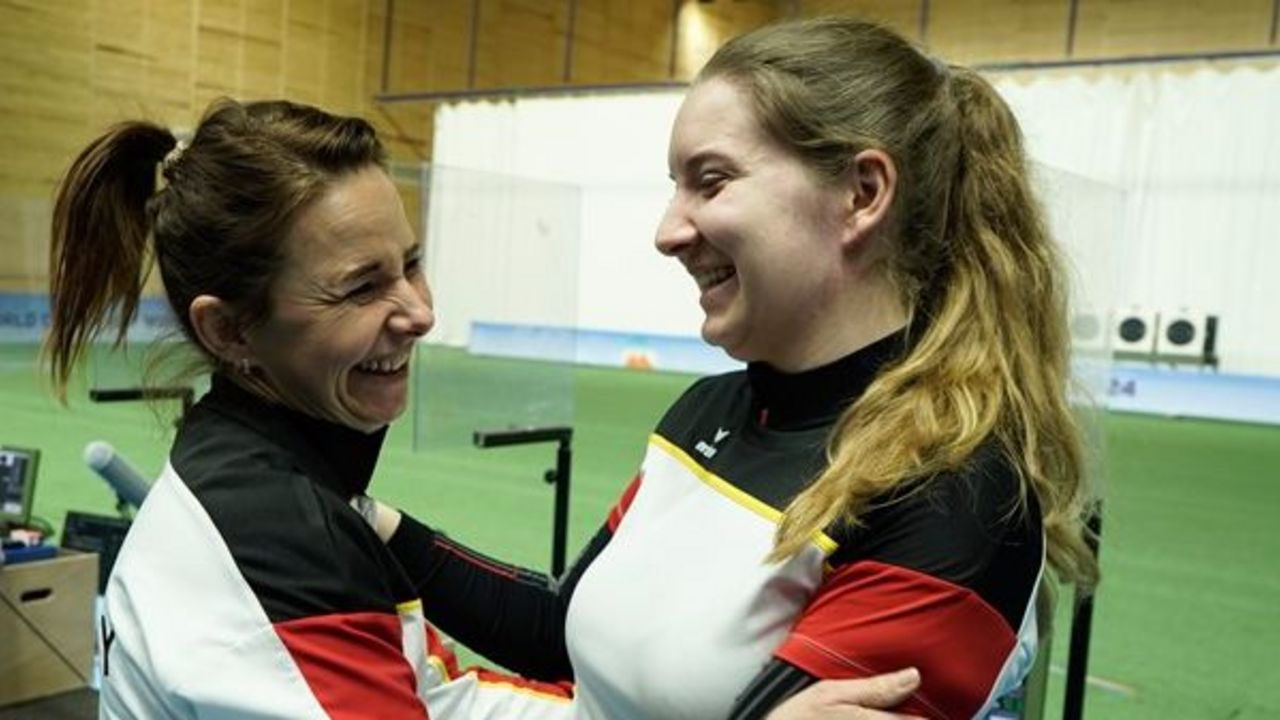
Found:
[0,549,98,706]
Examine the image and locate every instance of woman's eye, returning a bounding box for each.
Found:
[699,172,728,194]
[345,282,377,301]
[405,256,423,276]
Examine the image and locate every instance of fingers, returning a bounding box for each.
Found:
[764,668,923,720]
[823,667,921,708]
[818,708,925,720]
[372,499,403,542]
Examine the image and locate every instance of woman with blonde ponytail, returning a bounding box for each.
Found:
[378,15,1097,720]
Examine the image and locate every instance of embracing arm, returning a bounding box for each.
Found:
[376,500,615,681]
[374,473,642,682]
[728,659,926,720]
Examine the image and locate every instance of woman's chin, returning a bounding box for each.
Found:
[352,401,406,431]
[343,373,409,429]
[701,320,751,363]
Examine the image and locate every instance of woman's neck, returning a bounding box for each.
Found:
[771,275,907,373]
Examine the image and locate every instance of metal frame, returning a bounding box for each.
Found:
[473,426,574,577]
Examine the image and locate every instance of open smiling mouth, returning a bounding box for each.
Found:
[355,351,411,376]
[694,266,736,291]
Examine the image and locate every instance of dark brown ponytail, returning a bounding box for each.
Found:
[46,123,175,399]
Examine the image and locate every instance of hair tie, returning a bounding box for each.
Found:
[161,139,188,173]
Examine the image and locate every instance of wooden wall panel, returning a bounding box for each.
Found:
[5,0,1280,290]
[375,0,470,164]
[797,0,925,42]
[570,0,674,84]
[283,0,327,105]
[1074,0,1275,57]
[195,0,243,112]
[149,0,198,127]
[0,1,93,195]
[365,0,390,96]
[930,0,1071,62]
[383,0,472,95]
[323,0,369,113]
[1,0,92,286]
[0,0,402,288]
[369,100,434,160]
[364,1,439,243]
[92,0,150,101]
[202,0,242,30]
[474,0,571,88]
[674,0,782,79]
[0,194,50,290]
[242,0,287,100]
[385,0,437,94]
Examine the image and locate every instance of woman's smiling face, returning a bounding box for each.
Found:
[244,167,434,431]
[655,78,857,370]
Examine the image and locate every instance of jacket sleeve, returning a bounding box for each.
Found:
[219,469,438,718]
[766,452,1045,720]
[386,472,644,682]
[99,467,436,719]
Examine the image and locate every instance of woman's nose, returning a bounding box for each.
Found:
[655,195,698,257]
[389,278,434,337]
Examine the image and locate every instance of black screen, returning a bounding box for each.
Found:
[0,448,35,523]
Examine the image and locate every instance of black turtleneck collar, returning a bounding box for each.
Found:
[198,373,388,498]
[746,329,908,432]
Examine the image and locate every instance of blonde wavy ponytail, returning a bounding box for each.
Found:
[701,18,1098,589]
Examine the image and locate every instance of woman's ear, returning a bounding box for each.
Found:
[841,148,897,251]
[188,295,248,365]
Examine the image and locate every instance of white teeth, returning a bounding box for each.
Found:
[357,351,411,374]
[693,267,735,290]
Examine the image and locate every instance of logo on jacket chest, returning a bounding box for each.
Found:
[695,427,732,459]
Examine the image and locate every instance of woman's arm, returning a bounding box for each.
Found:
[764,451,1043,719]
[376,502,613,681]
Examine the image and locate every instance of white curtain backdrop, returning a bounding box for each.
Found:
[430,93,692,345]
[422,163,582,347]
[430,62,1280,376]
[995,64,1280,376]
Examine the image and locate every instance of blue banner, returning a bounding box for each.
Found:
[0,294,178,343]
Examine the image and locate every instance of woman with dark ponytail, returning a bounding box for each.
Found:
[46,100,576,718]
[374,16,1098,720]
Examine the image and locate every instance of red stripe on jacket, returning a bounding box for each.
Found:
[607,473,644,532]
[775,560,1019,720]
[469,667,575,700]
[275,611,430,718]
[424,610,573,701]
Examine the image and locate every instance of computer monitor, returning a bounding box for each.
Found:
[0,446,40,527]
[62,511,132,594]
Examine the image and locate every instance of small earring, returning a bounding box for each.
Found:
[239,358,252,375]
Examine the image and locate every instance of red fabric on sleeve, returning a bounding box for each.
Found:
[467,667,575,700]
[775,560,1017,720]
[425,622,462,680]
[422,609,572,701]
[607,472,644,532]
[275,612,430,719]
